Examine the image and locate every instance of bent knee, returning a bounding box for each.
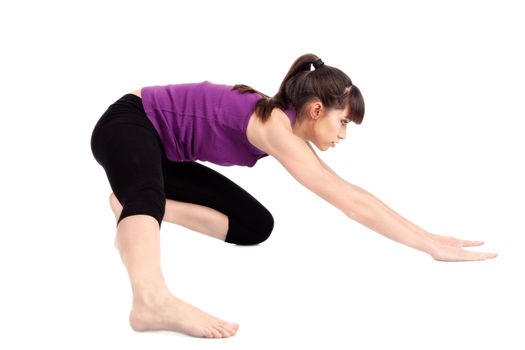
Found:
[225,212,274,246]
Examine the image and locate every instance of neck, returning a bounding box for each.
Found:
[292,117,313,142]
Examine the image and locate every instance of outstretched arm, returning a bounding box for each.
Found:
[304,142,494,259]
[261,112,497,261]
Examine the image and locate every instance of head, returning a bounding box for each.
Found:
[278,54,364,123]
[232,53,365,149]
[278,54,364,150]
[299,97,352,151]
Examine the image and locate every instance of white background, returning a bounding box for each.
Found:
[1,0,524,349]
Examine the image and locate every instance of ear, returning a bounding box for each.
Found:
[308,101,324,120]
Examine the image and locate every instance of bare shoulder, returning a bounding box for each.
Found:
[246,108,296,156]
[247,109,336,202]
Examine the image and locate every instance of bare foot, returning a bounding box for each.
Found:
[130,294,240,338]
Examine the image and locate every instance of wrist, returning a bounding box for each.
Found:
[415,234,438,256]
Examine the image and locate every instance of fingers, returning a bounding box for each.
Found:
[432,244,498,262]
[429,234,485,248]
[463,251,498,261]
[457,240,485,247]
[443,237,485,248]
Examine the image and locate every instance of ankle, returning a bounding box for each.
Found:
[132,287,172,307]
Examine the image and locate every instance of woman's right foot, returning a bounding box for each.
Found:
[129,294,239,338]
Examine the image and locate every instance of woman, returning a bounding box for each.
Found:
[90,53,497,339]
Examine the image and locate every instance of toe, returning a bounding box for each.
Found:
[219,321,236,333]
[204,327,217,338]
[204,327,219,338]
[217,324,233,337]
[211,328,222,338]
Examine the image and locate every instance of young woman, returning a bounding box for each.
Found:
[90,53,497,339]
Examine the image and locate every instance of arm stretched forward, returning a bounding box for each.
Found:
[261,111,497,262]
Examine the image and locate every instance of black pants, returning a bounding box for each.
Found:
[90,94,274,245]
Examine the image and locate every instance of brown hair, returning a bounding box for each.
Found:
[232,53,365,124]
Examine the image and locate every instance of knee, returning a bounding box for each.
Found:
[254,210,274,244]
[225,210,274,246]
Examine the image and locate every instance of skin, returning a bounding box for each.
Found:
[109,90,498,339]
[248,100,497,262]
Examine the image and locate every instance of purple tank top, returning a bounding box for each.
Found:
[140,81,296,167]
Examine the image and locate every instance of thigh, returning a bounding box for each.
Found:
[100,124,165,203]
[161,161,269,224]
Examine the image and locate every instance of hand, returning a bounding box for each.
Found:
[428,232,485,248]
[427,233,498,262]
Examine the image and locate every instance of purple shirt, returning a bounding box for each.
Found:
[141,81,296,167]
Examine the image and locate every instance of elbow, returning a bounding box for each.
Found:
[344,188,371,222]
[345,202,364,222]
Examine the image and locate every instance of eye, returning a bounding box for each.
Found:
[341,119,349,126]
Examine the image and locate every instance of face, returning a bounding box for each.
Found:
[310,103,351,151]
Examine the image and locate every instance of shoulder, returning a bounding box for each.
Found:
[249,109,314,163]
[252,109,329,191]
[247,108,292,150]
[265,108,294,131]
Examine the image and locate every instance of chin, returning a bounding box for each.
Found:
[312,141,330,152]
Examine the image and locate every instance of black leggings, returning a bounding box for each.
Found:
[90,94,274,245]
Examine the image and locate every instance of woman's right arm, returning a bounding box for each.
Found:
[257,110,497,261]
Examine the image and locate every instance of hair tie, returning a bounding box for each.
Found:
[312,58,324,69]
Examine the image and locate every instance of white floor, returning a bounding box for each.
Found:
[1,1,524,349]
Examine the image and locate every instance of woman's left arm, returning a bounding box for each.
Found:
[305,141,491,259]
[259,110,497,261]
[306,140,429,238]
